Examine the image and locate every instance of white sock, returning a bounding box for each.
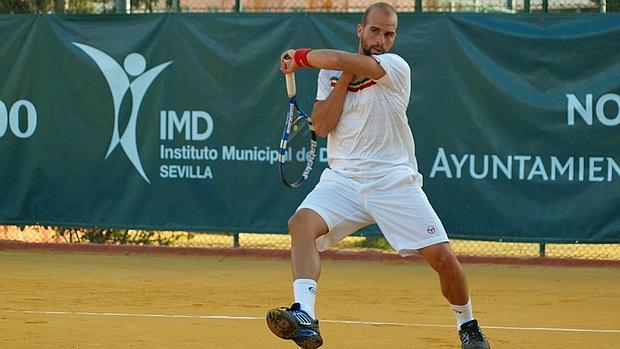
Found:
[450,298,474,329]
[293,278,317,319]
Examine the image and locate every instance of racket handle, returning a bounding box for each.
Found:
[285,73,296,98]
[283,55,296,97]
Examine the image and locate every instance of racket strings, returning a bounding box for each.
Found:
[284,116,313,184]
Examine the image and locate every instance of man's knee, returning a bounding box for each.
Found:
[422,244,461,273]
[287,214,303,237]
[287,209,328,239]
[432,253,460,273]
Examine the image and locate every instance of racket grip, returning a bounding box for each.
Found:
[285,73,296,98]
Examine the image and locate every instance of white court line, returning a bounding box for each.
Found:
[5,309,620,334]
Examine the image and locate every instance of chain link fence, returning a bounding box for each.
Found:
[0,0,617,13]
[2,226,618,260]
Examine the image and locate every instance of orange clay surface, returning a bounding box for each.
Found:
[1,249,619,349]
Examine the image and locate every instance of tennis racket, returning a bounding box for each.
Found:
[278,65,318,188]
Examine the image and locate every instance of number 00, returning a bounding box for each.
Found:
[0,99,37,138]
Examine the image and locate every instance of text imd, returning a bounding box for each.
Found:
[160,110,214,141]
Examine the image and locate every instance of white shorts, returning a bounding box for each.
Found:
[298,168,449,256]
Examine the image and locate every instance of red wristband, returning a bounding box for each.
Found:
[294,48,313,68]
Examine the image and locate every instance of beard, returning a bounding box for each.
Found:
[360,39,385,56]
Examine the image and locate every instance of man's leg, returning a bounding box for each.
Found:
[418,242,469,306]
[288,208,329,282]
[267,169,371,349]
[265,209,328,349]
[419,242,490,349]
[288,209,329,319]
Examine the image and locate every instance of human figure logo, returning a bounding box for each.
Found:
[74,42,172,183]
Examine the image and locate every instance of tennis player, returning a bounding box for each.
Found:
[266,3,491,349]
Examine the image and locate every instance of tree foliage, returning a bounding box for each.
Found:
[0,0,101,14]
[0,0,182,13]
[0,0,51,13]
[66,0,95,13]
[130,0,176,13]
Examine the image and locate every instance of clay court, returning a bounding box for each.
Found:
[1,247,618,349]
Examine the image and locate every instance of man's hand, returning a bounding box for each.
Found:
[280,49,299,74]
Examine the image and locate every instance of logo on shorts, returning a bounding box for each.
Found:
[427,225,436,235]
[308,287,317,294]
[73,42,172,183]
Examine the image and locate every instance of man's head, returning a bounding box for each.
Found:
[357,2,398,56]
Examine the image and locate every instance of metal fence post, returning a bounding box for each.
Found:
[524,0,531,13]
[539,243,546,257]
[600,0,607,12]
[235,0,242,12]
[117,0,129,14]
[171,0,179,12]
[415,0,423,12]
[233,232,240,247]
[542,0,549,12]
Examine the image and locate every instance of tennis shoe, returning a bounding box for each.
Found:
[266,303,323,349]
[459,319,490,349]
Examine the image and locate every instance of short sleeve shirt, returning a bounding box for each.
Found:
[315,53,421,180]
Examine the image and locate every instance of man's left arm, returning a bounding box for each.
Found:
[280,49,385,80]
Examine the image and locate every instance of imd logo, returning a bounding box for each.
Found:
[74,42,172,183]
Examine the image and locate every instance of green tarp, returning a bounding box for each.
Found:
[1,13,619,242]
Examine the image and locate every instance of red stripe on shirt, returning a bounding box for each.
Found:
[330,80,376,92]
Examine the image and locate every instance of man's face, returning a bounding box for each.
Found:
[357,9,398,56]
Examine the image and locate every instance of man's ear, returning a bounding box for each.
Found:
[356,24,362,39]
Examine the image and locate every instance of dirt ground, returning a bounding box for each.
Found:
[1,249,618,349]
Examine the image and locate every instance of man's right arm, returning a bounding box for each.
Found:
[311,71,354,137]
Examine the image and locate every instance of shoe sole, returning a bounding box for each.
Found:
[461,344,490,349]
[266,309,323,349]
[294,336,323,349]
[266,308,298,339]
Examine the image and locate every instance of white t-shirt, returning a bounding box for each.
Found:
[315,53,421,182]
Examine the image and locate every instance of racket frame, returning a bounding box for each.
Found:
[278,72,318,188]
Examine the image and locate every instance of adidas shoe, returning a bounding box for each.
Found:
[266,303,323,349]
[459,319,490,349]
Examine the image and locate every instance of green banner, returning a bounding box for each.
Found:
[1,13,619,242]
